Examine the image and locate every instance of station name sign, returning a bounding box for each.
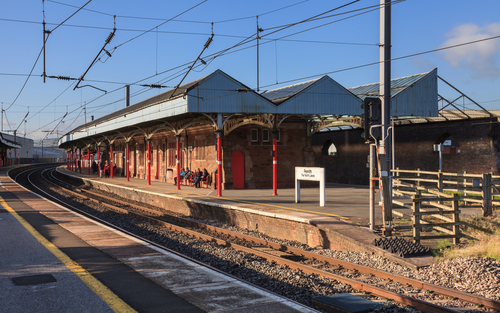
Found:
[296,167,323,181]
[295,167,325,206]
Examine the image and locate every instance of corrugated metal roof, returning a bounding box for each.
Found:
[274,76,363,115]
[261,78,320,104]
[70,73,211,134]
[0,133,22,149]
[348,71,431,99]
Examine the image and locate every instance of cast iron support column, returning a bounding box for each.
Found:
[147,140,151,185]
[216,130,223,197]
[272,130,278,196]
[87,149,90,175]
[175,135,181,190]
[79,149,82,173]
[67,152,69,169]
[97,148,101,177]
[176,135,181,190]
[126,142,130,181]
[110,145,114,179]
[156,145,159,180]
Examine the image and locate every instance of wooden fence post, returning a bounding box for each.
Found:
[482,173,492,216]
[412,191,421,244]
[463,170,468,206]
[417,168,420,187]
[452,194,460,245]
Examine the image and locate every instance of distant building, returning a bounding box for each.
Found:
[0,132,32,163]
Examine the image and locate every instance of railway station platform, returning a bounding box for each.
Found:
[0,165,317,313]
[58,166,450,270]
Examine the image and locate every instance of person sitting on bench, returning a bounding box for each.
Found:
[193,168,202,188]
[174,168,186,185]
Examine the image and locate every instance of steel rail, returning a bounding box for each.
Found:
[71,187,500,311]
[46,181,460,312]
[14,166,317,313]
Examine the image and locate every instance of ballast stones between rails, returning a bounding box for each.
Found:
[372,237,431,258]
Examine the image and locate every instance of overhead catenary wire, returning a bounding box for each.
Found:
[45,0,309,25]
[260,34,500,89]
[109,0,208,53]
[9,0,497,138]
[0,18,378,46]
[4,0,93,113]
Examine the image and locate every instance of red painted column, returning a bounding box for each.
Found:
[126,143,130,181]
[147,140,151,185]
[67,152,69,169]
[176,135,180,190]
[156,146,159,180]
[97,148,101,177]
[110,145,114,179]
[216,130,222,197]
[272,131,278,196]
[79,149,82,173]
[87,150,90,175]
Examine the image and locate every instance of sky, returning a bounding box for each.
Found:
[1,0,499,141]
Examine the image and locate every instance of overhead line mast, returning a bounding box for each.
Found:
[379,0,392,235]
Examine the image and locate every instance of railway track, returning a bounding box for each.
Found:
[14,165,500,312]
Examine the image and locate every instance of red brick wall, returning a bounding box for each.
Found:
[224,122,313,189]
[108,121,313,189]
[312,118,499,185]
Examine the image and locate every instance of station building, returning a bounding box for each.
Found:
[0,133,25,166]
[58,69,438,192]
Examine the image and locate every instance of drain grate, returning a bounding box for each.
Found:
[11,274,57,286]
[372,237,431,258]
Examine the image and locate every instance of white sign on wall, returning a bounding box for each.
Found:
[295,167,325,207]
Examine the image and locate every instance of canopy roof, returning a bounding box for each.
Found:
[59,69,438,148]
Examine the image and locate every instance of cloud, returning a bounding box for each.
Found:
[440,23,500,80]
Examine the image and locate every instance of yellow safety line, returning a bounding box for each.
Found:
[112,178,349,220]
[0,196,136,313]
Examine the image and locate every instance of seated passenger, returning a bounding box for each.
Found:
[173,168,186,185]
[193,168,202,188]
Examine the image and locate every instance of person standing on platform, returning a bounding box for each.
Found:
[104,160,110,178]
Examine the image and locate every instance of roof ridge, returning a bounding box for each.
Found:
[348,70,432,90]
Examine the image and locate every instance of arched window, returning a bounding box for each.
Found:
[322,141,337,156]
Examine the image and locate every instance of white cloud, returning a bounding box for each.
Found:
[440,23,500,80]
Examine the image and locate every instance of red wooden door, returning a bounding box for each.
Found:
[231,151,245,189]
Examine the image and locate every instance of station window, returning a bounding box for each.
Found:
[168,142,176,167]
[322,141,337,156]
[251,129,259,142]
[262,129,270,142]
